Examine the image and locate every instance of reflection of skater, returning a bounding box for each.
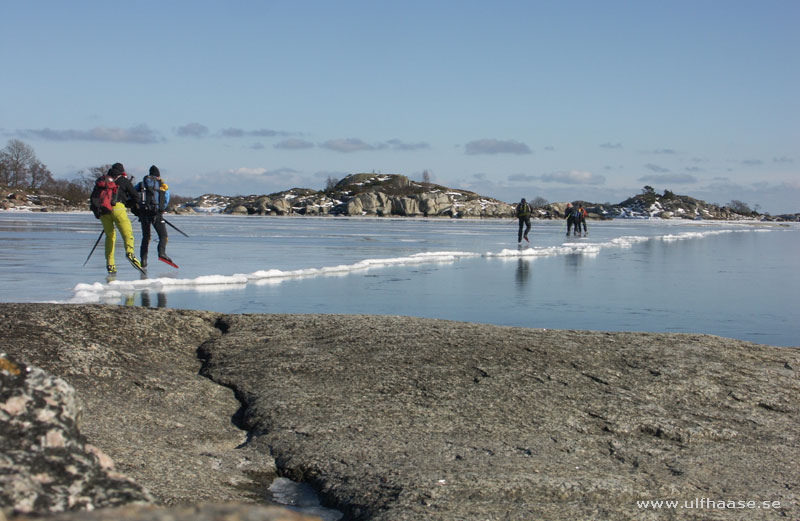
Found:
[516,198,532,243]
[141,291,167,308]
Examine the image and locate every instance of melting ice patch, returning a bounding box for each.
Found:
[66,228,762,303]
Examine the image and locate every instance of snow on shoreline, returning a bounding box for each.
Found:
[65,228,769,304]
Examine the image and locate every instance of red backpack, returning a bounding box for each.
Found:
[90,174,118,218]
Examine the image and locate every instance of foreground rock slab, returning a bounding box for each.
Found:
[0,304,276,509]
[201,314,799,520]
[1,304,798,520]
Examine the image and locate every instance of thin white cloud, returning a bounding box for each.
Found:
[508,173,537,182]
[275,138,314,150]
[220,127,291,138]
[644,163,670,173]
[20,125,163,144]
[176,123,209,138]
[230,167,268,176]
[320,138,380,153]
[638,173,698,184]
[464,139,531,155]
[541,170,605,185]
[386,139,430,151]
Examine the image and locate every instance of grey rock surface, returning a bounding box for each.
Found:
[1,354,153,514]
[1,303,798,520]
[0,304,276,509]
[200,314,799,520]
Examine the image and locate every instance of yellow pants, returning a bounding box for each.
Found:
[100,202,135,268]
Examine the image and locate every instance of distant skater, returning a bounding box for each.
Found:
[577,204,588,236]
[567,204,583,237]
[516,197,532,243]
[135,165,172,268]
[565,202,574,236]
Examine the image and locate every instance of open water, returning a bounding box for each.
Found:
[1,212,797,347]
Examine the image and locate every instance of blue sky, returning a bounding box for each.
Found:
[2,0,798,213]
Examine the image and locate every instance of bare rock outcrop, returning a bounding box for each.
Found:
[1,354,153,514]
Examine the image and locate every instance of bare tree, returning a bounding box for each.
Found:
[0,154,7,185]
[325,175,339,192]
[77,165,111,192]
[727,200,752,214]
[422,170,432,183]
[530,196,549,208]
[0,139,37,187]
[29,159,54,189]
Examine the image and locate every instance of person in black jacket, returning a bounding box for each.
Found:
[516,198,532,243]
[565,202,575,236]
[135,165,172,268]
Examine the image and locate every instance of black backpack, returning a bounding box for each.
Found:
[89,174,118,218]
[138,175,164,214]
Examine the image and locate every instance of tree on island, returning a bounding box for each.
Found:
[0,139,54,189]
[727,199,753,215]
[529,196,549,209]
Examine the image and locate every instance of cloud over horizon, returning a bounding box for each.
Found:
[220,127,292,138]
[644,163,670,173]
[19,125,164,144]
[386,139,430,151]
[275,138,315,150]
[638,173,699,184]
[320,138,381,153]
[540,170,606,185]
[464,139,532,155]
[319,138,431,153]
[176,123,209,138]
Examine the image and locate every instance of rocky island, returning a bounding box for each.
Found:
[2,303,797,520]
[3,174,799,221]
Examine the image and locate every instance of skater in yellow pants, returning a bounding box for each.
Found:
[100,201,137,274]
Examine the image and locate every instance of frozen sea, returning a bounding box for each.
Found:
[1,212,798,347]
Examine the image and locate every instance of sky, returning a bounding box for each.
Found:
[1,0,798,213]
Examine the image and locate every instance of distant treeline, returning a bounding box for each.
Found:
[0,139,188,209]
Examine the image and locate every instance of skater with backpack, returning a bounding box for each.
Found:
[135,165,174,268]
[577,204,588,236]
[515,197,533,244]
[89,162,143,274]
[569,203,584,237]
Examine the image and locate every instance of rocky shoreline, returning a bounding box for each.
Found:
[1,303,798,520]
[4,174,799,221]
